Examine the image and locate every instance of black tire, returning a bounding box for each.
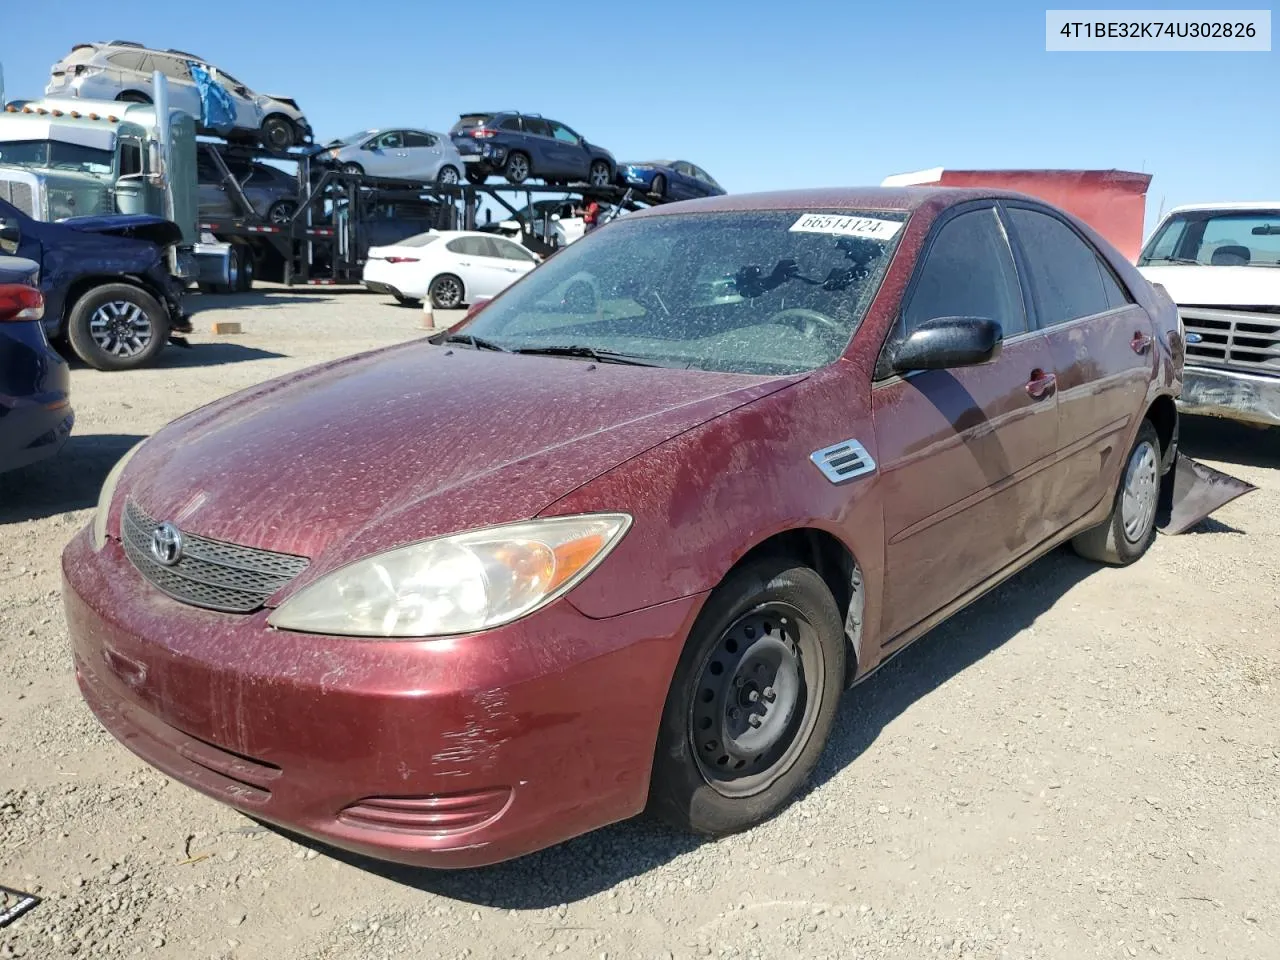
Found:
[234,245,255,293]
[504,152,531,185]
[115,91,151,104]
[341,162,364,176]
[261,115,295,151]
[651,174,667,198]
[429,274,464,310]
[66,283,169,372]
[465,167,488,185]
[266,200,296,226]
[436,165,460,187]
[393,294,421,307]
[1071,419,1162,565]
[588,160,612,188]
[648,557,846,836]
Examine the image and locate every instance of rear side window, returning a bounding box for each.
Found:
[107,51,147,70]
[493,239,536,261]
[1007,207,1116,326]
[903,207,1027,338]
[403,131,435,148]
[499,117,523,133]
[446,237,489,256]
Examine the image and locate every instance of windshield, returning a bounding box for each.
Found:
[1139,210,1280,267]
[0,139,114,175]
[461,209,907,375]
[334,130,374,145]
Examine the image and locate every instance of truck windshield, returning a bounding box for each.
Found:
[0,140,114,175]
[1139,209,1280,267]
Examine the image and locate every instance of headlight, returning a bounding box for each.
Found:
[266,513,632,638]
[90,441,144,551]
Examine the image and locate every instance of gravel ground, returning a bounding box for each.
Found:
[1,286,1277,960]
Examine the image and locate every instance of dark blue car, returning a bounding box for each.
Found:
[0,252,73,474]
[449,112,615,187]
[616,160,725,201]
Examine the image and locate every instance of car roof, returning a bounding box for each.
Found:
[1164,201,1280,214]
[629,185,1053,220]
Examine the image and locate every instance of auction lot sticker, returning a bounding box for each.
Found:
[789,214,903,241]
[0,885,39,928]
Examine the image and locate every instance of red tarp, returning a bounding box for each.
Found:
[882,168,1153,261]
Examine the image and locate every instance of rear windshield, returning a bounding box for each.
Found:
[1139,210,1280,267]
[396,233,440,248]
[450,114,492,133]
[62,46,99,65]
[463,209,908,375]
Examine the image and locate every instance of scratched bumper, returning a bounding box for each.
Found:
[61,526,703,868]
[1177,366,1280,428]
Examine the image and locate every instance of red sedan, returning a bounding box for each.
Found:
[64,187,1184,868]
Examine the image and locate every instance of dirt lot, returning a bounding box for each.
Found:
[2,286,1278,960]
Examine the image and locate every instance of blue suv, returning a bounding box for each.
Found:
[450,112,615,188]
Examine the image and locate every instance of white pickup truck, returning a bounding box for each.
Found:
[1137,202,1280,428]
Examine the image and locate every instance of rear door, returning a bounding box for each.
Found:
[873,203,1060,642]
[401,131,441,180]
[445,236,509,298]
[1002,203,1155,528]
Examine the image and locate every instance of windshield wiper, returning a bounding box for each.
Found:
[513,344,665,366]
[433,332,511,352]
[1142,256,1201,265]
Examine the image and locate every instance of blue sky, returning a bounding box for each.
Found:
[4,0,1275,233]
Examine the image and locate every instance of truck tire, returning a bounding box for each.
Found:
[67,283,170,372]
[234,245,255,293]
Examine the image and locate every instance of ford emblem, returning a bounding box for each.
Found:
[1185,332,1203,344]
[149,522,184,566]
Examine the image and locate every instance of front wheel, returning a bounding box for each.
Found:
[261,116,296,151]
[1071,419,1162,565]
[66,283,169,371]
[588,160,612,187]
[341,162,364,176]
[648,557,845,836]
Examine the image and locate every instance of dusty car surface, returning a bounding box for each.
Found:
[63,186,1184,869]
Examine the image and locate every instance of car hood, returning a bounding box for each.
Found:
[1138,264,1280,307]
[59,213,182,248]
[121,339,801,572]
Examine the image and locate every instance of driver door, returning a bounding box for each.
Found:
[872,203,1060,645]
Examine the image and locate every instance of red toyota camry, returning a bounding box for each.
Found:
[63,187,1183,868]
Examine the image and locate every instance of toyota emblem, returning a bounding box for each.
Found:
[149,522,184,566]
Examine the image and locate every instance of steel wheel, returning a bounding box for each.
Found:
[89,300,154,359]
[689,602,824,798]
[589,161,611,187]
[1120,438,1159,543]
[430,275,463,309]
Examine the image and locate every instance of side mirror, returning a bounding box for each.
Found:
[0,217,20,255]
[234,85,248,97]
[891,316,1003,373]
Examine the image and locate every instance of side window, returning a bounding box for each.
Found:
[377,131,404,149]
[445,237,471,255]
[550,122,579,144]
[107,51,146,71]
[1098,261,1134,309]
[119,140,143,177]
[152,56,190,81]
[402,131,432,148]
[902,207,1027,339]
[1006,207,1112,326]
[523,118,552,138]
[499,116,523,133]
[494,239,535,262]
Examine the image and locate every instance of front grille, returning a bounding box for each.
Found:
[1182,306,1280,375]
[121,500,310,614]
[0,179,35,217]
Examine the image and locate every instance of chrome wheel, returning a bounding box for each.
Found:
[689,602,823,798]
[1120,439,1159,543]
[589,162,610,187]
[89,300,153,359]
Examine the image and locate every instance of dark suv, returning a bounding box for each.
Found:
[449,112,615,187]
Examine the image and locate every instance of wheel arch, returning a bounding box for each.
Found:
[717,526,864,687]
[1145,393,1179,473]
[59,274,168,337]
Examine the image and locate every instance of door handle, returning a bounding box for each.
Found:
[1131,331,1153,354]
[1025,369,1057,400]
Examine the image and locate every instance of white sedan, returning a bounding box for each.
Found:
[362,231,539,309]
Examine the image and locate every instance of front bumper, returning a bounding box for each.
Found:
[1177,365,1280,428]
[62,527,703,868]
